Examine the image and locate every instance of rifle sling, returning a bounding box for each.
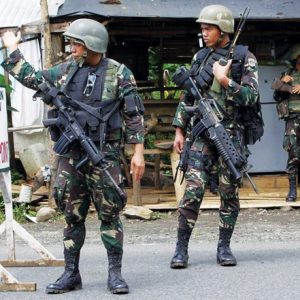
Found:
[72,98,121,123]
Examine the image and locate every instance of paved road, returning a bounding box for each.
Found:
[1,240,300,300]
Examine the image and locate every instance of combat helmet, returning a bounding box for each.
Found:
[196,5,234,33]
[63,19,108,53]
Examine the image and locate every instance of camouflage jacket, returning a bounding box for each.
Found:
[172,46,259,133]
[1,49,144,144]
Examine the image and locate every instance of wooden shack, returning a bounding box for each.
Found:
[3,0,300,208]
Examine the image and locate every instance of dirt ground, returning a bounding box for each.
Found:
[20,207,300,246]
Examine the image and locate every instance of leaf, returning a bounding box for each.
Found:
[0,74,13,94]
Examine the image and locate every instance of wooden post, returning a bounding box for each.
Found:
[132,179,142,206]
[40,0,58,207]
[154,154,161,189]
[40,0,52,69]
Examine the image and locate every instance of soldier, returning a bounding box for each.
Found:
[170,5,259,268]
[1,19,145,294]
[273,45,300,202]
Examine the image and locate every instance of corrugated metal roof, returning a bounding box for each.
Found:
[0,0,63,28]
[56,0,300,20]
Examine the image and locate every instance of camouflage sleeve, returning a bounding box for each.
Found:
[118,65,145,144]
[1,48,71,91]
[172,98,190,130]
[1,48,43,90]
[228,51,259,106]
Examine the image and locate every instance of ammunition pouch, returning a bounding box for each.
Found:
[124,94,145,116]
[75,110,101,141]
[194,48,227,90]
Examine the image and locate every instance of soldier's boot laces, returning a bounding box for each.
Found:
[170,229,191,269]
[286,175,297,202]
[107,251,129,294]
[46,251,82,294]
[217,227,237,267]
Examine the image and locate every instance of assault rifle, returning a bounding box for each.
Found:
[172,66,258,193]
[219,7,250,66]
[35,76,126,200]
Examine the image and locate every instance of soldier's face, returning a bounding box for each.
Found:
[200,24,222,48]
[69,40,87,59]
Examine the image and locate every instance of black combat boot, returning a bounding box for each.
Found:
[107,250,129,294]
[170,228,192,269]
[286,175,297,202]
[217,227,237,266]
[45,250,82,294]
[209,173,219,195]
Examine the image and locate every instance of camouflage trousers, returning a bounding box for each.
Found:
[178,132,244,231]
[53,142,126,254]
[283,116,300,175]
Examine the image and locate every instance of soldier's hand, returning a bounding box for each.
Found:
[281,75,293,83]
[130,144,145,181]
[2,30,21,52]
[213,59,232,83]
[292,84,300,94]
[173,128,185,154]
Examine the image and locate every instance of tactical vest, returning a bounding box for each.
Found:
[191,45,248,90]
[65,58,124,142]
[190,45,264,145]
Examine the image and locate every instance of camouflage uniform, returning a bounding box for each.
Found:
[274,64,300,202]
[1,48,144,255]
[282,69,300,176]
[172,49,259,232]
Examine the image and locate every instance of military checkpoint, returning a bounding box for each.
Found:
[0,0,300,299]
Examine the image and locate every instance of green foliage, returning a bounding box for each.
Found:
[0,73,13,95]
[0,73,18,112]
[145,133,156,149]
[11,169,24,184]
[148,47,164,81]
[12,203,27,223]
[147,47,190,100]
